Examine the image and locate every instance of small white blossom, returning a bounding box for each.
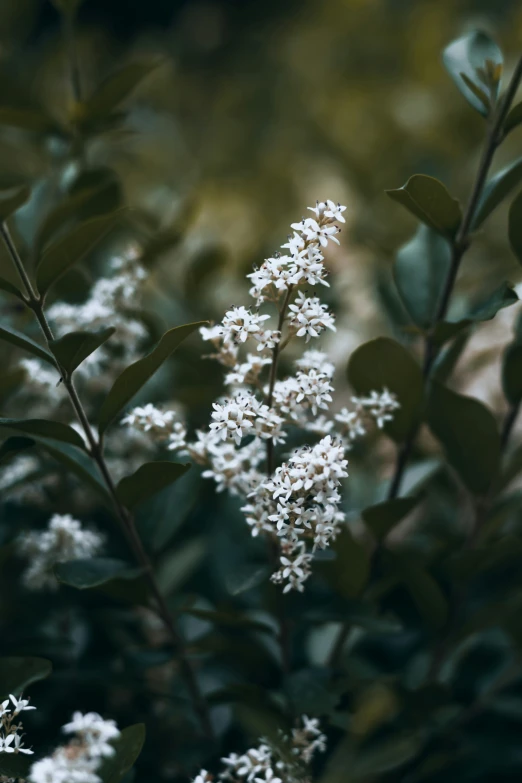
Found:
[210,394,259,445]
[288,292,336,342]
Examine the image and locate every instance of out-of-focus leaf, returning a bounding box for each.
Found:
[394,226,452,328]
[50,0,85,13]
[427,381,501,494]
[386,174,462,238]
[98,322,204,433]
[502,344,522,404]
[497,443,522,492]
[508,190,522,264]
[0,325,55,365]
[0,656,52,699]
[144,469,199,553]
[351,683,399,737]
[400,459,442,496]
[117,461,190,509]
[98,724,146,783]
[362,497,419,540]
[79,61,161,128]
[0,184,31,221]
[432,283,518,346]
[317,528,369,599]
[473,157,522,228]
[388,552,448,630]
[0,755,32,779]
[0,107,58,134]
[0,417,86,449]
[54,558,142,589]
[321,732,422,783]
[0,275,23,300]
[49,328,115,375]
[34,437,111,504]
[286,668,339,715]
[235,704,290,750]
[504,103,522,136]
[226,565,270,596]
[36,213,119,295]
[185,609,274,634]
[433,329,471,381]
[347,337,423,441]
[443,31,502,115]
[0,436,34,464]
[156,538,207,596]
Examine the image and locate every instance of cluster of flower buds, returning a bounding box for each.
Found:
[123,200,399,591]
[193,715,326,783]
[29,711,120,783]
[0,693,35,758]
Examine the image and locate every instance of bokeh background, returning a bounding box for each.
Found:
[2,1,522,781]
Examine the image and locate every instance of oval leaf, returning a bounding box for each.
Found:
[98,723,146,783]
[36,213,119,295]
[54,557,142,589]
[117,461,190,509]
[362,497,420,541]
[386,174,462,238]
[0,417,86,449]
[49,327,115,375]
[427,380,501,494]
[98,321,204,433]
[33,437,111,505]
[0,325,55,365]
[316,528,370,599]
[394,225,452,328]
[347,337,423,441]
[443,31,503,115]
[473,157,522,228]
[0,184,31,221]
[0,656,52,699]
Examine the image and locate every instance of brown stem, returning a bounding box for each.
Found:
[386,55,522,501]
[1,223,215,742]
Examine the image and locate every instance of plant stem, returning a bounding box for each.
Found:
[1,222,215,742]
[386,55,522,501]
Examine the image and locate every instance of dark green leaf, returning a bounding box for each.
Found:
[226,565,270,596]
[351,733,423,778]
[185,608,274,634]
[0,754,32,779]
[443,31,503,115]
[143,469,199,553]
[502,344,522,404]
[362,497,420,540]
[0,417,86,449]
[155,538,207,596]
[433,329,471,382]
[0,325,55,364]
[497,443,522,493]
[0,656,52,699]
[317,528,369,599]
[117,461,189,509]
[394,226,452,328]
[347,337,423,441]
[54,558,142,589]
[0,184,31,221]
[473,157,522,228]
[98,724,146,783]
[34,437,111,504]
[98,321,204,433]
[386,174,462,238]
[432,282,518,346]
[504,102,522,136]
[0,436,34,464]
[0,107,57,133]
[36,213,119,295]
[286,668,339,715]
[509,189,522,264]
[427,380,501,494]
[49,328,115,375]
[0,275,23,300]
[80,61,161,127]
[388,552,448,630]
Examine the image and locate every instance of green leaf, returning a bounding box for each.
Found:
[317,528,370,599]
[347,337,423,441]
[98,321,204,433]
[432,282,518,346]
[362,497,419,540]
[34,437,111,504]
[443,31,503,115]
[433,329,471,382]
[386,174,462,238]
[226,565,270,596]
[54,558,142,589]
[473,157,522,228]
[351,733,423,778]
[117,461,190,509]
[394,225,452,328]
[98,724,146,783]
[387,552,448,630]
[49,328,115,375]
[0,436,34,464]
[36,213,119,295]
[0,325,55,364]
[80,61,161,127]
[0,184,31,221]
[508,189,522,264]
[427,381,501,494]
[0,417,86,449]
[0,656,52,699]
[504,102,522,137]
[0,275,23,300]
[0,107,57,134]
[155,538,207,596]
[502,343,522,404]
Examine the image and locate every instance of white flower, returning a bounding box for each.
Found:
[353,388,400,429]
[324,199,347,223]
[9,694,36,715]
[295,349,335,378]
[0,732,33,754]
[288,292,336,342]
[210,394,259,445]
[62,711,120,758]
[121,403,175,433]
[222,306,270,344]
[300,218,340,247]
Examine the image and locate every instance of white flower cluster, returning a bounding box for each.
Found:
[0,693,35,758]
[121,403,187,451]
[194,716,326,783]
[17,514,104,590]
[123,201,399,592]
[29,711,120,783]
